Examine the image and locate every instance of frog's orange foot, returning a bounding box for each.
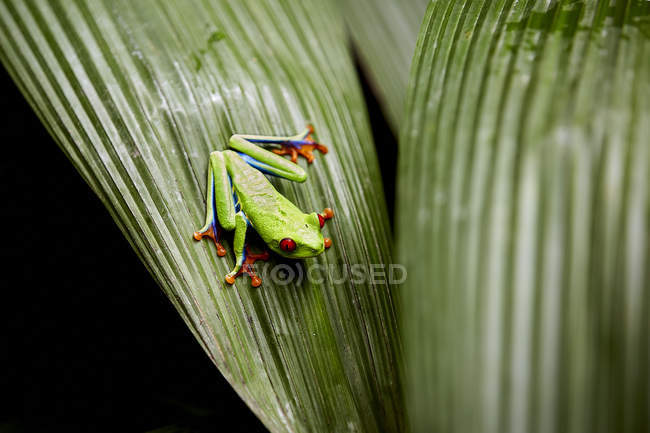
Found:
[272,143,328,164]
[272,126,328,164]
[318,207,334,228]
[318,208,334,249]
[193,225,226,257]
[225,245,270,287]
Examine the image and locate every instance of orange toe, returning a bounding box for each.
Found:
[194,226,227,257]
[226,245,269,286]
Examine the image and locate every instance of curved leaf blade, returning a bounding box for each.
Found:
[398,1,649,432]
[0,1,403,431]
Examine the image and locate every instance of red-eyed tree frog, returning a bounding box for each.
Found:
[193,125,334,287]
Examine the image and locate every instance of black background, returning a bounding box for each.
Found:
[0,56,395,433]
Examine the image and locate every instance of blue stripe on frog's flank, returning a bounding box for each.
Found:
[210,174,219,241]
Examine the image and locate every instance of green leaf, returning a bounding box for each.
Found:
[338,0,429,128]
[0,1,403,431]
[398,1,649,432]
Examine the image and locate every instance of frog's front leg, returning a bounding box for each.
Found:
[232,125,328,165]
[225,211,269,287]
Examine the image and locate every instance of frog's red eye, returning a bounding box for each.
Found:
[318,214,325,228]
[279,238,296,252]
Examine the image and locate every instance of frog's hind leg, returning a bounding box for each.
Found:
[233,125,328,164]
[224,211,270,287]
[193,152,236,257]
[228,135,308,182]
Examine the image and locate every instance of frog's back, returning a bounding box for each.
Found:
[223,150,305,226]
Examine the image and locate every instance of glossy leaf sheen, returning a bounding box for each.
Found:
[0,1,403,432]
[398,1,649,432]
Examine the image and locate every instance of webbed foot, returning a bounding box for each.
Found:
[193,224,227,257]
[272,125,328,164]
[225,245,270,287]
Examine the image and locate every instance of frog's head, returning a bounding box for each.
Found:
[269,209,333,259]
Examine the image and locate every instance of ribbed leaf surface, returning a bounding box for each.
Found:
[0,1,403,432]
[398,1,649,432]
[339,0,429,128]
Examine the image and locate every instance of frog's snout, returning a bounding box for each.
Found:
[306,240,325,256]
